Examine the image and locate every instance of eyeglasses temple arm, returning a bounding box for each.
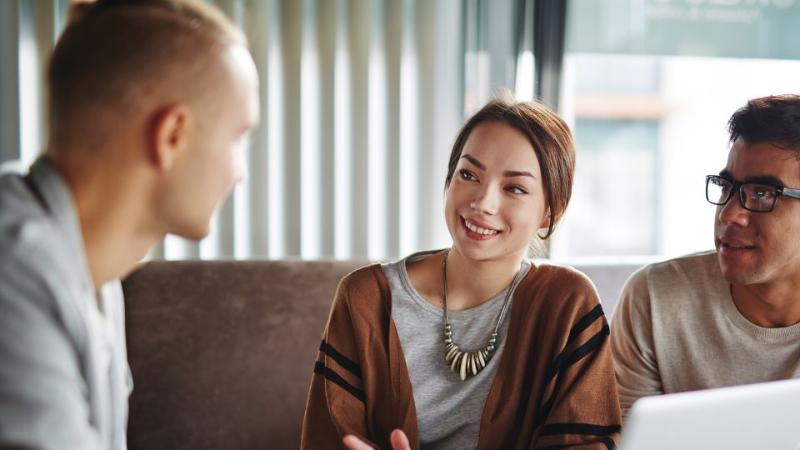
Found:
[781,186,800,199]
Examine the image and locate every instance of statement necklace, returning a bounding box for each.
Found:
[442,252,517,381]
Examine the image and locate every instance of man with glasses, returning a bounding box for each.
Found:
[611,94,800,417]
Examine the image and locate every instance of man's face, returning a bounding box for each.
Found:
[164,44,260,240]
[714,139,800,287]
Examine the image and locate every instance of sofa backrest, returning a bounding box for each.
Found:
[122,259,641,450]
[571,262,644,316]
[123,260,366,450]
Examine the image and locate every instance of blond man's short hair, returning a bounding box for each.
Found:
[48,0,247,142]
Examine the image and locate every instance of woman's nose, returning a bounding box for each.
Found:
[470,185,499,215]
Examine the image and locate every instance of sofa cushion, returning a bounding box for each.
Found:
[123,260,365,450]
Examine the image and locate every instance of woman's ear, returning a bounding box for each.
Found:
[539,207,552,230]
[149,104,190,171]
[535,208,552,240]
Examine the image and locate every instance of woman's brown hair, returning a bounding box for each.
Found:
[445,98,576,239]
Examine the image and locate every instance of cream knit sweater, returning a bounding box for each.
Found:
[611,250,800,416]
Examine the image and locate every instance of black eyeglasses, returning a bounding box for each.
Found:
[705,175,800,212]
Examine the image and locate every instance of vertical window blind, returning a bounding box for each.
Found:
[2,0,534,261]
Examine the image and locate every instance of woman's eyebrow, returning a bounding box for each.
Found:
[461,154,485,170]
[503,170,535,179]
[462,154,536,179]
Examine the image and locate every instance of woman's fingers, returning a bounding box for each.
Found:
[342,435,374,450]
[342,430,410,450]
[390,429,411,450]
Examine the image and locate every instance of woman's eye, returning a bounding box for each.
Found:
[459,169,477,181]
[506,185,528,195]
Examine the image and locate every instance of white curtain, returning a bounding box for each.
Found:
[1,0,532,261]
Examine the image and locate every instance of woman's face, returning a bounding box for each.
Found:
[445,121,549,264]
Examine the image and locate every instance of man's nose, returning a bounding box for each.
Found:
[717,191,750,227]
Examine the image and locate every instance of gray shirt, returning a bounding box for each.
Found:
[0,158,132,450]
[383,251,531,450]
[611,250,800,417]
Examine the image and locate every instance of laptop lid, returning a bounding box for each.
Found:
[618,379,800,450]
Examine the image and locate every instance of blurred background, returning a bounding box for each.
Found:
[2,0,799,264]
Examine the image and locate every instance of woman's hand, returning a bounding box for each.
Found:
[342,429,410,450]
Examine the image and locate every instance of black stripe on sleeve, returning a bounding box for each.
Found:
[567,304,604,343]
[319,339,362,379]
[563,323,609,367]
[538,435,616,450]
[540,423,621,437]
[535,324,610,424]
[314,361,366,403]
[543,305,606,384]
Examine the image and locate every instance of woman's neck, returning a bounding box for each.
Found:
[441,248,524,311]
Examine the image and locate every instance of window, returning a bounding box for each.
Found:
[553,0,800,260]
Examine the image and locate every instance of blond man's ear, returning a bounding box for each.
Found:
[150,105,191,171]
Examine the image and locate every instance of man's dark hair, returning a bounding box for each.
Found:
[728,94,800,151]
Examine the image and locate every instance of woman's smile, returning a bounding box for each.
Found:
[461,216,501,240]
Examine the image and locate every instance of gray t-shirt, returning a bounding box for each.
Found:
[383,251,531,450]
[0,158,132,450]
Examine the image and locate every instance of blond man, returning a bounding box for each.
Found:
[0,1,259,448]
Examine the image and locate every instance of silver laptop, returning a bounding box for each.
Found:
[618,379,800,450]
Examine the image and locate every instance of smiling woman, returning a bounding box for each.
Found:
[446,121,549,265]
[301,97,621,450]
[444,99,575,241]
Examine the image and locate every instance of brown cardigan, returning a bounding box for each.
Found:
[301,263,621,449]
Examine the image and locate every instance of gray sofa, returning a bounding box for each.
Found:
[121,259,640,450]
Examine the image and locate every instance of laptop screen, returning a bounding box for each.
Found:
[618,379,800,450]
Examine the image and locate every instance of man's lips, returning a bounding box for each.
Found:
[717,236,756,250]
[716,236,757,260]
